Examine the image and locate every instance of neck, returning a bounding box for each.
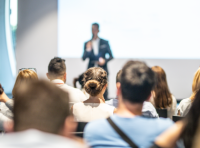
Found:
[51,78,65,83]
[116,97,143,118]
[92,35,98,40]
[86,92,105,103]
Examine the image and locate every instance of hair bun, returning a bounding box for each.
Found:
[84,80,101,96]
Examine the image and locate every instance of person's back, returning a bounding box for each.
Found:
[47,57,87,104]
[0,80,86,148]
[73,102,114,122]
[84,115,172,148]
[84,61,173,148]
[72,67,115,122]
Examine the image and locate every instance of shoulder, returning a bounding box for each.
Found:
[179,98,191,105]
[148,118,174,132]
[84,118,109,137]
[100,38,109,43]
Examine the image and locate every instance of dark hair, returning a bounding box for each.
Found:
[116,70,122,83]
[13,80,70,134]
[151,66,172,108]
[0,84,4,95]
[73,73,84,88]
[92,23,99,30]
[48,57,66,76]
[83,67,107,96]
[121,61,155,103]
[181,89,200,148]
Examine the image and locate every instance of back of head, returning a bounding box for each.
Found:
[191,68,200,100]
[12,69,38,98]
[121,61,155,103]
[48,57,66,78]
[13,80,70,134]
[116,70,122,83]
[83,67,107,96]
[181,89,200,148]
[151,66,172,108]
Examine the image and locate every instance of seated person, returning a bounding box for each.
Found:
[177,67,200,116]
[150,66,177,119]
[106,70,158,118]
[84,61,174,148]
[0,69,38,131]
[73,73,89,99]
[154,88,200,148]
[72,67,116,122]
[0,80,86,148]
[47,57,87,104]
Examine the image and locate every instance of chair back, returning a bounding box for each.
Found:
[75,122,88,138]
[156,108,167,118]
[173,116,184,122]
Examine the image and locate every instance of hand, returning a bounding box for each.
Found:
[86,41,92,52]
[0,92,10,103]
[98,57,106,66]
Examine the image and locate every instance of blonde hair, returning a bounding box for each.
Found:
[190,68,200,101]
[12,69,38,98]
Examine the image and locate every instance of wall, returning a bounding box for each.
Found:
[16,0,57,78]
[0,0,15,93]
[65,58,200,100]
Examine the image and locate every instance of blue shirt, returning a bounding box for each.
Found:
[84,114,173,148]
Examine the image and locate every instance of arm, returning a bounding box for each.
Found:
[105,41,113,63]
[82,42,92,61]
[154,121,184,148]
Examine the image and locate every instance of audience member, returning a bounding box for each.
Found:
[0,80,86,148]
[106,70,158,118]
[84,61,173,148]
[0,69,38,131]
[105,70,122,107]
[72,67,116,122]
[150,66,177,119]
[73,73,89,99]
[177,67,200,116]
[155,88,200,148]
[47,57,87,104]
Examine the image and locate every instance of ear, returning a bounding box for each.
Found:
[116,83,122,97]
[116,82,121,89]
[146,91,154,102]
[104,83,108,90]
[61,115,77,138]
[46,73,50,79]
[64,73,67,81]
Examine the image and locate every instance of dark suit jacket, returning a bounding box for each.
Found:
[82,38,113,75]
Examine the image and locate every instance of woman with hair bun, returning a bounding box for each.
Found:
[72,67,116,122]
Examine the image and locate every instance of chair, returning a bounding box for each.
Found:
[75,122,88,138]
[172,116,184,122]
[156,109,167,118]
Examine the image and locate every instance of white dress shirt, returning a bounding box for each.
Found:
[0,129,87,148]
[92,38,100,56]
[51,79,87,105]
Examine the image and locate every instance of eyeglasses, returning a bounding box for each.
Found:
[18,68,37,73]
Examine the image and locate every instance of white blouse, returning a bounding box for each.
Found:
[150,95,177,119]
[176,98,192,117]
[73,102,115,122]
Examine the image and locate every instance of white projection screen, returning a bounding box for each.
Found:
[58,0,200,59]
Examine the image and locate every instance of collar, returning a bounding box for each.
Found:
[92,37,100,42]
[51,79,64,84]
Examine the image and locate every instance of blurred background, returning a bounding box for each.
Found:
[1,0,200,100]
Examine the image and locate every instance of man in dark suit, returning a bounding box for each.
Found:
[82,23,113,100]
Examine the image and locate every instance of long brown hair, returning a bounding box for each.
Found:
[12,69,38,98]
[190,68,200,101]
[151,66,172,108]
